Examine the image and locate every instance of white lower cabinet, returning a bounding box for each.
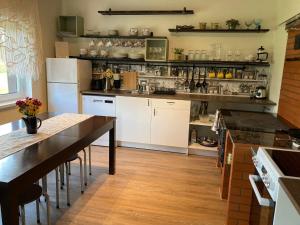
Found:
[116,96,190,149]
[150,99,191,148]
[116,96,151,144]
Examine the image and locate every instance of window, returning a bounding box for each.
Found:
[0,59,24,103]
[0,30,25,104]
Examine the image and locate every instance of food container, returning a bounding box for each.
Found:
[108,29,118,36]
[199,22,207,30]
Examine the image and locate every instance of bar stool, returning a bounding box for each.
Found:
[65,153,84,206]
[19,183,50,225]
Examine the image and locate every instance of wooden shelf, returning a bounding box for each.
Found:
[188,143,218,151]
[190,120,214,127]
[98,8,194,15]
[169,28,270,33]
[80,35,167,39]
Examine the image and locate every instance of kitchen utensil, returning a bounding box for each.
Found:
[196,68,201,90]
[255,86,267,99]
[189,68,196,91]
[197,136,218,147]
[202,76,208,93]
[122,72,138,90]
[184,68,189,90]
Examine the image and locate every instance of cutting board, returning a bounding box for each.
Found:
[122,72,138,90]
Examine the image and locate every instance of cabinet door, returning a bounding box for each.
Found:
[151,99,190,148]
[116,96,151,144]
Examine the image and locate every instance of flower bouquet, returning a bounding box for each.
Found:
[16,97,42,134]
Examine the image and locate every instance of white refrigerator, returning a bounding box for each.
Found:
[46,58,92,113]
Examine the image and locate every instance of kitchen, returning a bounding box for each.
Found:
[0,0,300,225]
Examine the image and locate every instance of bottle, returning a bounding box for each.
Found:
[190,129,197,144]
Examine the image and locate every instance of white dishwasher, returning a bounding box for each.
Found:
[82,95,116,146]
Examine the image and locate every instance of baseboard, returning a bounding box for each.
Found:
[116,141,188,154]
[188,148,218,157]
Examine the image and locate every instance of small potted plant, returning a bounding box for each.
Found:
[226,19,240,30]
[173,48,184,60]
[16,97,42,134]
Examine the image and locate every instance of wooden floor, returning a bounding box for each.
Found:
[1,147,226,225]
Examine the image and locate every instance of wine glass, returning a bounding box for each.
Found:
[245,20,253,29]
[254,19,262,30]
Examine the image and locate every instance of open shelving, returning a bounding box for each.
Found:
[189,120,213,127]
[168,28,270,33]
[98,8,194,15]
[70,56,270,67]
[80,35,167,39]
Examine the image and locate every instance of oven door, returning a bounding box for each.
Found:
[249,174,275,225]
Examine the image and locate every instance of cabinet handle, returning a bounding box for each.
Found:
[166,101,175,104]
[148,99,150,106]
[154,108,156,117]
[93,100,103,102]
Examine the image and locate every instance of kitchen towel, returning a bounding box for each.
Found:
[0,113,92,160]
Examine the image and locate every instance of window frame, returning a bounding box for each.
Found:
[0,73,26,104]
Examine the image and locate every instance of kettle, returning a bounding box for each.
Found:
[255,86,267,99]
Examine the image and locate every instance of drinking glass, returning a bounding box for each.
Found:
[226,50,233,61]
[245,20,253,29]
[234,50,241,61]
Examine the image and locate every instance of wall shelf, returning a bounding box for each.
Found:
[70,56,270,67]
[169,28,270,33]
[80,35,167,39]
[98,8,194,15]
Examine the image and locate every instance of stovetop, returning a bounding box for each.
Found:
[264,148,300,177]
[221,110,290,133]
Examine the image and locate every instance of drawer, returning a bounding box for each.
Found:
[152,99,191,110]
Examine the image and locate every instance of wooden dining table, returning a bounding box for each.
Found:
[0,113,116,225]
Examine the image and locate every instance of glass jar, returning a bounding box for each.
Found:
[194,50,201,60]
[188,50,194,60]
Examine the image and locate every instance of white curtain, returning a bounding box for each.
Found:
[0,0,43,80]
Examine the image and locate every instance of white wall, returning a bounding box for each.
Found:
[269,0,300,112]
[62,0,277,58]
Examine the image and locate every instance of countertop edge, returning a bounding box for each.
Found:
[81,90,277,106]
[279,177,300,215]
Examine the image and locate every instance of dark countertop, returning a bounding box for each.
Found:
[81,90,276,106]
[229,130,292,148]
[279,177,300,215]
[221,109,289,133]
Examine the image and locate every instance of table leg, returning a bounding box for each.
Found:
[109,121,116,175]
[1,188,19,225]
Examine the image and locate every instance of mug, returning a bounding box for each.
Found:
[80,48,88,56]
[129,28,138,36]
[142,28,150,36]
